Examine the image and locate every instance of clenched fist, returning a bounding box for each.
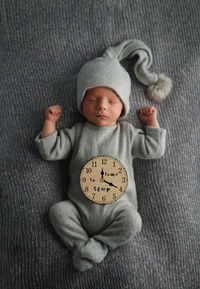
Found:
[45,105,62,122]
[139,106,159,128]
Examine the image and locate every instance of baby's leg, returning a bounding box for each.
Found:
[49,200,88,252]
[49,200,105,271]
[93,203,142,250]
[76,203,142,271]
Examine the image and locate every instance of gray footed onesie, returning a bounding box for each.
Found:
[35,121,166,271]
[35,39,172,271]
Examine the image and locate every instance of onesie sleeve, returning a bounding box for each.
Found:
[131,125,166,159]
[35,123,80,161]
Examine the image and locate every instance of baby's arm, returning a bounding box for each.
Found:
[41,105,62,138]
[35,105,77,160]
[131,106,166,159]
[139,106,159,128]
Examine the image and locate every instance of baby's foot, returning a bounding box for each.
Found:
[73,249,93,272]
[73,238,108,272]
[80,238,108,263]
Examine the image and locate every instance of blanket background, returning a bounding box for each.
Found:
[0,0,199,288]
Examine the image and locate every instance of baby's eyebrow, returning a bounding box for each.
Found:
[84,93,95,98]
[109,96,120,100]
[85,95,96,99]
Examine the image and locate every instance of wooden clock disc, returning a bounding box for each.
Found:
[80,156,128,204]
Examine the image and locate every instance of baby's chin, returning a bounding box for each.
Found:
[89,118,117,127]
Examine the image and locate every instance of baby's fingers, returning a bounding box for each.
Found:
[149,106,156,114]
[45,105,62,121]
[141,106,156,115]
[49,105,62,114]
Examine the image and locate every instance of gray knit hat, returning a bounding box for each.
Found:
[77,40,173,118]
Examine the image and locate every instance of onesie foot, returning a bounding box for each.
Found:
[73,238,108,272]
[73,250,94,272]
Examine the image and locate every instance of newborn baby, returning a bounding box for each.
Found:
[35,40,172,271]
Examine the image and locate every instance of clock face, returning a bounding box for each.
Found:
[80,156,128,204]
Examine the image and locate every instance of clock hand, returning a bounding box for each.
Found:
[101,168,104,178]
[104,179,118,188]
[100,168,105,182]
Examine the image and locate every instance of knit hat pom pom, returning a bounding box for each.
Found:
[146,73,173,103]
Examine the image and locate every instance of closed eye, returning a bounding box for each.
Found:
[85,97,96,102]
[109,100,120,104]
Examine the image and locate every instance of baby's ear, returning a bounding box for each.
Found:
[81,93,87,108]
[120,106,126,118]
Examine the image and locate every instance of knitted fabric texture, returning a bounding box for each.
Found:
[77,39,172,117]
[0,0,199,288]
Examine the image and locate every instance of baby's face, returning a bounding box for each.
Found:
[82,86,124,126]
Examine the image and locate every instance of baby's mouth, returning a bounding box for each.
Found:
[96,114,108,118]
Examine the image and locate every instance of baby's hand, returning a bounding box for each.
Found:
[139,106,159,128]
[45,105,62,122]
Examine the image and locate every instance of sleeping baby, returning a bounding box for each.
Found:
[35,39,172,271]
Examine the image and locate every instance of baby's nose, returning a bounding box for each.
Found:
[97,98,107,109]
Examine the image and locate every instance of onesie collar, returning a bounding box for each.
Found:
[85,121,118,132]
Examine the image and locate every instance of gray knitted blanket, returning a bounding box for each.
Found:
[1,1,199,288]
